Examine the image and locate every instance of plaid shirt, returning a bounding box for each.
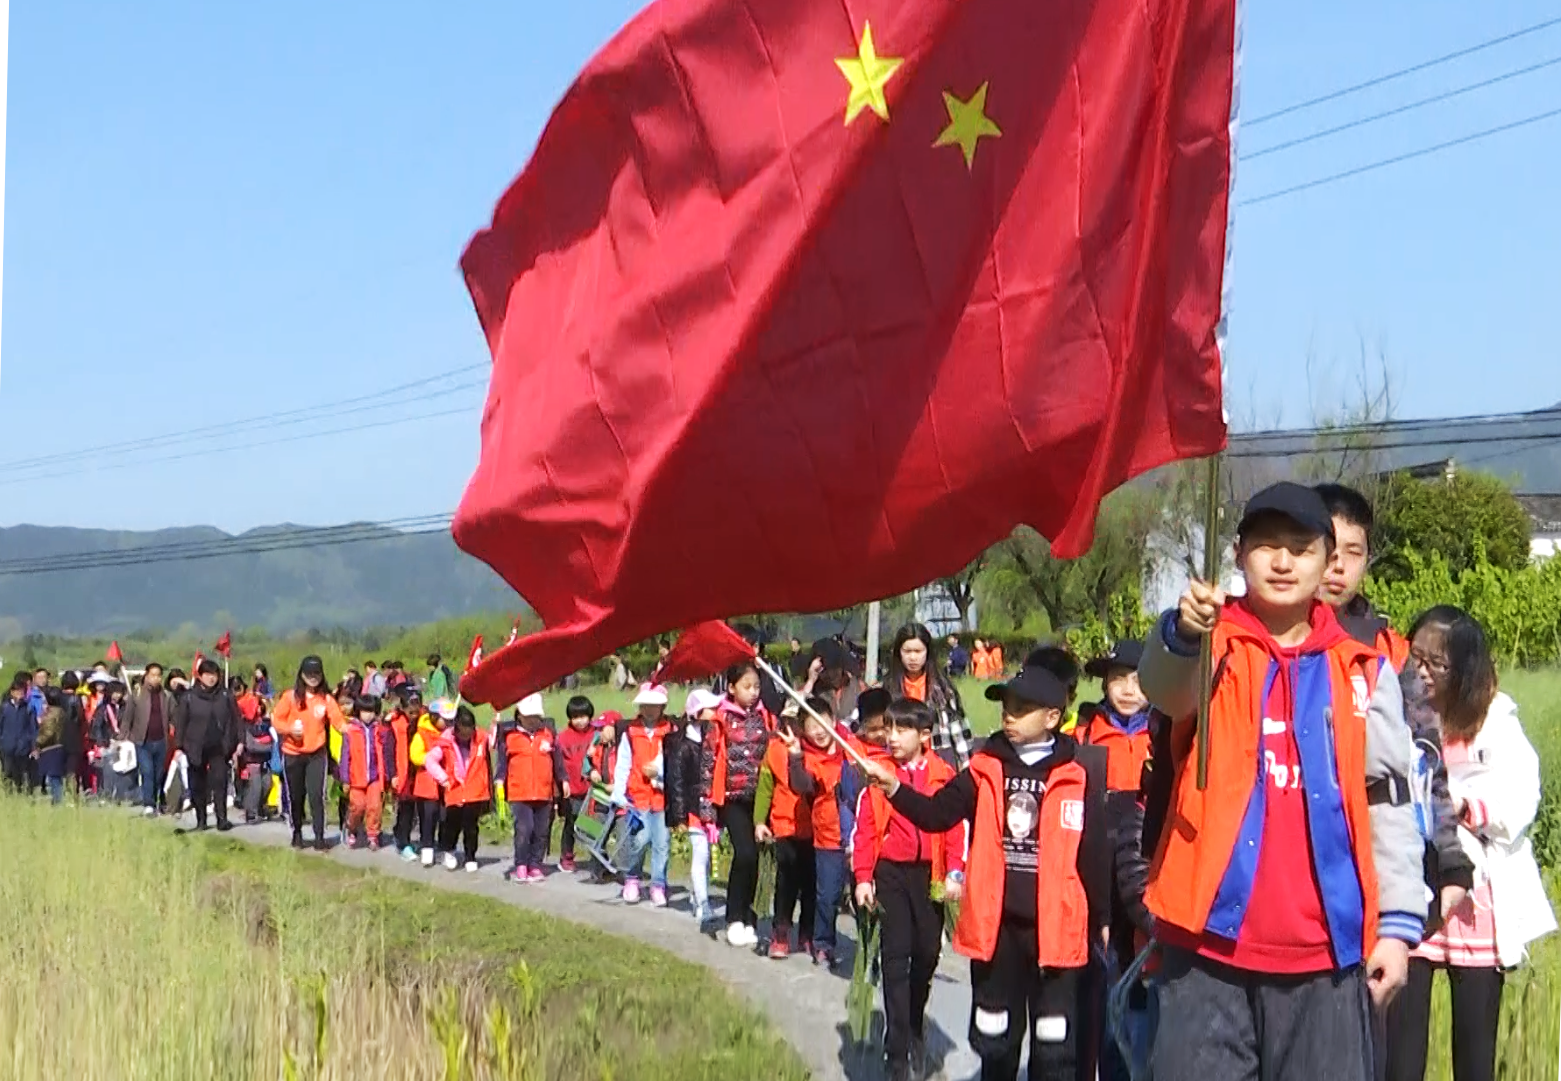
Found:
[895,675,973,768]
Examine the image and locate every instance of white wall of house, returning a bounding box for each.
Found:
[1534,535,1559,563]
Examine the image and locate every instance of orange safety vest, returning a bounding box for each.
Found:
[340,720,388,788]
[1144,622,1382,963]
[954,753,1092,969]
[860,754,957,880]
[970,648,991,680]
[763,739,811,840]
[388,711,412,797]
[625,722,672,812]
[409,718,445,801]
[274,690,343,757]
[504,725,557,803]
[1378,626,1410,672]
[800,747,845,850]
[1077,709,1153,794]
[431,731,493,808]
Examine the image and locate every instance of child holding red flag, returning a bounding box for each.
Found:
[863,666,1110,1081]
[853,697,966,1081]
[756,708,816,960]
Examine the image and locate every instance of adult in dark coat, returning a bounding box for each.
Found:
[122,663,176,814]
[174,659,244,830]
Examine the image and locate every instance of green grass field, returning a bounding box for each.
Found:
[0,800,807,1081]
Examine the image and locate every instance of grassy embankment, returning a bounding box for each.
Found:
[0,802,808,1081]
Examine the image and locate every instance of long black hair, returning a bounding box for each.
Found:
[1407,605,1498,740]
[885,622,956,702]
[293,656,327,709]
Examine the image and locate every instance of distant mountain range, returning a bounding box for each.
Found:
[0,522,519,637]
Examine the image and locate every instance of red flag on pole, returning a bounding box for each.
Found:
[455,0,1234,705]
[107,641,123,665]
[192,651,205,674]
[652,622,758,685]
[215,631,233,659]
[466,635,485,673]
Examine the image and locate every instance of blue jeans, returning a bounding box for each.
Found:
[138,740,168,810]
[46,776,64,804]
[813,847,849,951]
[618,808,669,888]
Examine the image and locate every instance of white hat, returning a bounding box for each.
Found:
[87,671,113,687]
[684,688,722,717]
[432,698,459,721]
[517,693,546,718]
[633,682,669,706]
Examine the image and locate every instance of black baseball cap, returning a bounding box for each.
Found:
[985,667,1069,710]
[1238,482,1334,542]
[1084,640,1144,680]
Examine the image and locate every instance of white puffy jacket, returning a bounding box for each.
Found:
[1446,692,1556,968]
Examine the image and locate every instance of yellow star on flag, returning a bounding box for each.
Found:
[935,82,1002,168]
[836,22,903,126]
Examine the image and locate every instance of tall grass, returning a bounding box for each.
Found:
[0,800,806,1081]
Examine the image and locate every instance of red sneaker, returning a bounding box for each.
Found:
[767,938,791,960]
[559,855,576,873]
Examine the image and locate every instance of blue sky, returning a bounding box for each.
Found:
[3,1,1559,532]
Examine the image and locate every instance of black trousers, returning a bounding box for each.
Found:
[558,796,582,858]
[393,797,419,850]
[438,803,485,862]
[1382,958,1503,1081]
[878,860,943,1066]
[187,752,231,828]
[969,922,1082,1081]
[773,835,817,942]
[721,798,759,927]
[2,753,30,792]
[417,797,443,850]
[283,750,328,841]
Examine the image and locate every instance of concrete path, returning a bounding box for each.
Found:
[207,814,981,1081]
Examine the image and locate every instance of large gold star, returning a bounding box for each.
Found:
[935,82,1002,168]
[836,22,903,126]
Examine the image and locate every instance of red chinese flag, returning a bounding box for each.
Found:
[215,632,233,659]
[653,622,758,685]
[107,641,123,665]
[456,0,1234,704]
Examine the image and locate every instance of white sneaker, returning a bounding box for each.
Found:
[443,853,460,872]
[726,922,755,948]
[142,807,156,817]
[464,861,479,874]
[420,848,435,868]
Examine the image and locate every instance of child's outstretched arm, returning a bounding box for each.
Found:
[882,768,976,834]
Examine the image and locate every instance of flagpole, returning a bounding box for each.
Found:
[865,601,882,684]
[752,655,873,773]
[1195,453,1223,791]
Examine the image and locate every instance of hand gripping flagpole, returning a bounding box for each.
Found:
[1196,453,1223,791]
[751,655,874,774]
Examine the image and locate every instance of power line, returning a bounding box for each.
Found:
[1242,53,1561,161]
[1238,104,1561,206]
[1247,16,1561,127]
[1226,422,1561,460]
[0,402,482,487]
[0,363,487,474]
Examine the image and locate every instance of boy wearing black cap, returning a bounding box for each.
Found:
[1139,481,1424,1081]
[864,666,1109,1081]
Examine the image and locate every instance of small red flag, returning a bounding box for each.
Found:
[107,641,123,665]
[192,651,205,675]
[215,631,232,659]
[653,622,758,685]
[466,635,485,673]
[455,0,1234,704]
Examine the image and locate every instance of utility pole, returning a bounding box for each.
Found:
[865,600,881,683]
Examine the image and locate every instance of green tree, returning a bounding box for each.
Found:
[1375,471,1533,582]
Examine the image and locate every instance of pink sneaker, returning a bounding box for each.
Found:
[527,866,546,882]
[649,885,668,907]
[622,878,641,904]
[506,866,530,884]
[559,855,576,873]
[344,835,359,850]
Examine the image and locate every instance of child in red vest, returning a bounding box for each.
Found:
[611,684,674,906]
[864,666,1109,1081]
[757,708,816,959]
[852,698,966,1081]
[423,705,491,873]
[501,694,566,883]
[555,695,597,872]
[340,695,392,850]
[783,698,851,969]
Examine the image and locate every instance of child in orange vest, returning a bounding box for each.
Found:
[783,698,851,969]
[339,695,392,850]
[611,683,674,906]
[852,698,966,1081]
[1077,641,1153,796]
[1140,482,1425,1080]
[501,694,566,883]
[409,698,447,866]
[756,709,816,960]
[864,666,1109,1081]
[387,687,422,860]
[423,704,491,872]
